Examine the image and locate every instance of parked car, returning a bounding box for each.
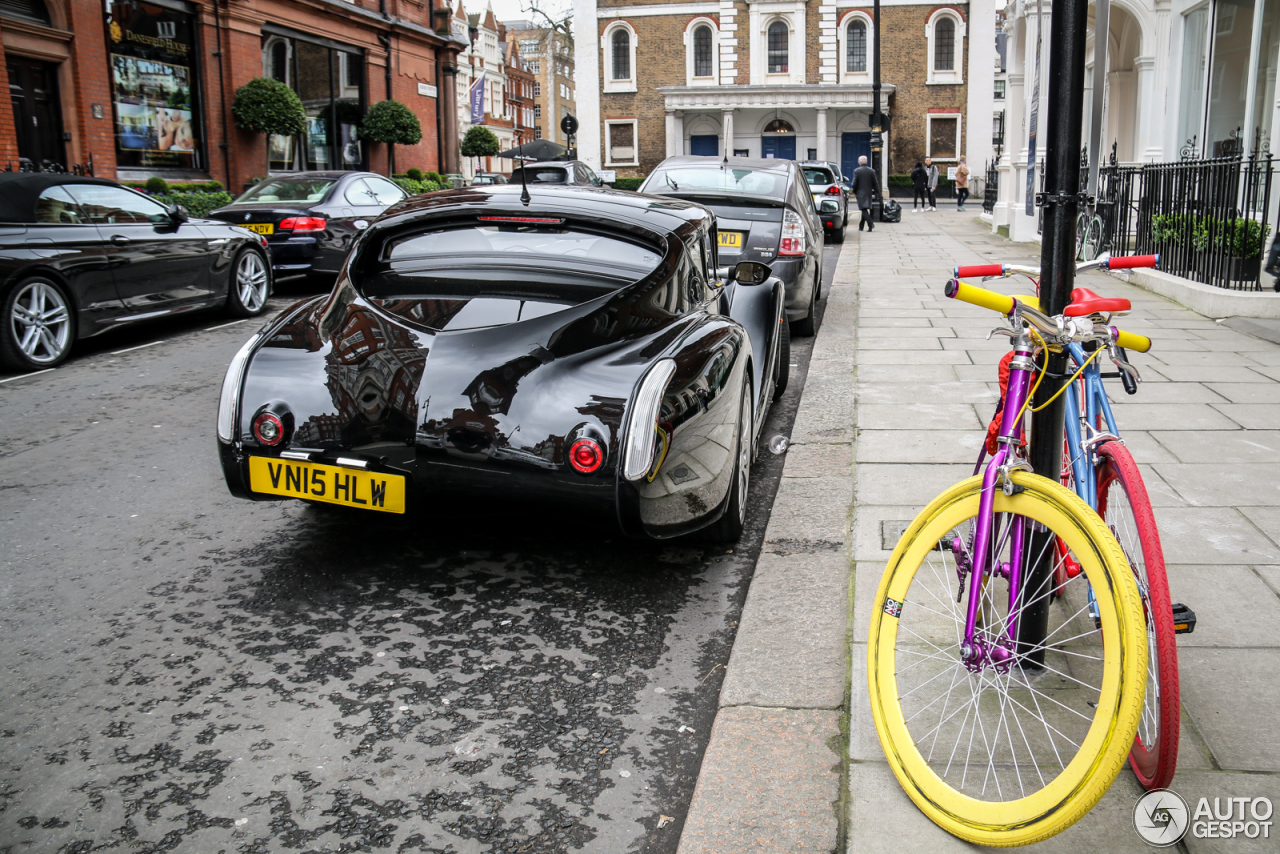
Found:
[640,155,824,335]
[801,161,849,243]
[0,172,271,372]
[207,172,407,282]
[216,185,788,541]
[469,173,508,186]
[508,160,605,187]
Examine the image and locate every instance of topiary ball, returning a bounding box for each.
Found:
[361,100,423,146]
[232,77,307,137]
[144,176,170,195]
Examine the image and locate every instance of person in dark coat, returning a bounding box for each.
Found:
[911,161,928,212]
[850,155,879,233]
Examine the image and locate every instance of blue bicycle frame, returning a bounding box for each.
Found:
[1061,341,1122,509]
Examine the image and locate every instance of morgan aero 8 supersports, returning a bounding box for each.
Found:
[217,185,790,540]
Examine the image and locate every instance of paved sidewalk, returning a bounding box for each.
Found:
[677,209,1280,853]
[848,211,1280,853]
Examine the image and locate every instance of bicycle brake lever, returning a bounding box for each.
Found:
[987,326,1020,342]
[1108,344,1141,393]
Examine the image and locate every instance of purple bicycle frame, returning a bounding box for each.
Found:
[961,338,1037,669]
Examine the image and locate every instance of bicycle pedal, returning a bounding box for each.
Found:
[1171,603,1197,634]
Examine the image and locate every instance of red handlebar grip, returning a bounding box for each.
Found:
[1107,254,1160,270]
[953,264,1007,278]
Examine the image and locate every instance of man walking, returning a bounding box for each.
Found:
[851,155,879,233]
[955,157,970,211]
[924,157,939,211]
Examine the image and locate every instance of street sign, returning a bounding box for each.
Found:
[598,169,616,182]
[560,114,579,137]
[869,131,883,149]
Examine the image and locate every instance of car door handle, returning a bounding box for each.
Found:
[110,235,131,245]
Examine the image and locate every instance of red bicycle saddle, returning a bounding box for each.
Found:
[1064,287,1131,317]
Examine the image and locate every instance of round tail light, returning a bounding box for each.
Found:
[253,412,285,446]
[568,438,603,474]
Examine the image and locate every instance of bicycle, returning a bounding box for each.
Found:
[866,264,1156,845]
[953,254,1195,793]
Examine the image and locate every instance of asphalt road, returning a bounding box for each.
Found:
[0,244,840,854]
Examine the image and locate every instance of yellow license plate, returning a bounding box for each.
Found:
[248,456,405,513]
[244,223,274,235]
[718,231,743,248]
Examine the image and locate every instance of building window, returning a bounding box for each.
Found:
[527,59,540,74]
[606,119,638,166]
[535,125,542,139]
[534,82,541,97]
[935,18,955,71]
[694,26,713,76]
[994,79,1006,100]
[926,10,965,84]
[260,33,365,172]
[106,1,206,171]
[534,104,542,119]
[847,20,866,73]
[603,22,637,92]
[521,38,539,52]
[763,118,794,134]
[767,21,789,73]
[927,114,961,160]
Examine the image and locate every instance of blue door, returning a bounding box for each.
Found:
[690,134,719,156]
[760,135,797,160]
[842,132,871,179]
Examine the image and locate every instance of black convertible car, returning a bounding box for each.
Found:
[217,185,789,540]
[0,173,271,372]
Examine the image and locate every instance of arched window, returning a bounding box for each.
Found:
[767,21,789,74]
[934,17,955,72]
[603,22,637,92]
[268,40,290,84]
[0,0,51,27]
[611,28,631,80]
[846,20,867,73]
[763,118,794,134]
[694,25,713,78]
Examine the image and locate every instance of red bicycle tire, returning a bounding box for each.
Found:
[1096,440,1180,790]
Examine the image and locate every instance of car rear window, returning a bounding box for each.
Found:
[510,167,568,184]
[232,178,337,204]
[649,167,785,198]
[383,223,662,271]
[803,168,836,184]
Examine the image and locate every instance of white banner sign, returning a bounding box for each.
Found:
[417,82,438,98]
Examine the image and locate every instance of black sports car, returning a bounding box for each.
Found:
[216,185,789,540]
[207,172,408,282]
[639,156,825,336]
[0,173,272,372]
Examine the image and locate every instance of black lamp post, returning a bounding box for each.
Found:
[871,0,882,188]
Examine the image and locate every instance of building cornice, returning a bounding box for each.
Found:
[658,83,897,110]
[597,3,720,18]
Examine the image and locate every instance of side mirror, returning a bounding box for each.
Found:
[169,204,189,224]
[731,261,772,285]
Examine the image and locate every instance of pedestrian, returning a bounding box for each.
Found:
[924,157,939,211]
[910,161,928,212]
[955,157,970,211]
[851,155,878,233]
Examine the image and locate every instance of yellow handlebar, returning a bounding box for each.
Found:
[944,279,1016,315]
[1113,327,1152,353]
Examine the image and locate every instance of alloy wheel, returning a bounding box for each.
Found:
[237,252,269,312]
[10,280,71,365]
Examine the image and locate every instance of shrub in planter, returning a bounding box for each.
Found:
[144,176,169,195]
[460,126,500,160]
[232,77,306,136]
[362,100,422,145]
[153,191,235,218]
[611,177,645,191]
[405,167,425,181]
[392,177,443,195]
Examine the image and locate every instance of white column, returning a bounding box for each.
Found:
[965,0,996,172]
[719,0,738,84]
[572,0,601,169]
[818,3,838,84]
[1135,56,1158,161]
[723,109,735,156]
[674,112,685,156]
[666,110,678,158]
[816,108,828,162]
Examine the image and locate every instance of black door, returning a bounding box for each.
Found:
[6,57,66,171]
[64,183,215,313]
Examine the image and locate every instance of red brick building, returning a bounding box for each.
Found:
[1,0,469,190]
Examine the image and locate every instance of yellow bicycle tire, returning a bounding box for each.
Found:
[867,472,1147,847]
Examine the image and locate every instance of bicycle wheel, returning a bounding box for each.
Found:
[1083,216,1103,262]
[867,472,1147,847]
[1095,441,1180,791]
[1075,213,1089,261]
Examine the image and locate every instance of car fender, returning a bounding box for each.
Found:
[725,276,784,432]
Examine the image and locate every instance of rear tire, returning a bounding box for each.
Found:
[791,275,817,338]
[708,382,752,543]
[829,218,846,244]
[1,276,74,372]
[227,249,271,317]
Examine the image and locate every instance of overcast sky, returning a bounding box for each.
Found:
[463,0,570,27]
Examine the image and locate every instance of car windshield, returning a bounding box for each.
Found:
[509,167,568,184]
[804,168,836,185]
[232,178,337,204]
[649,167,785,198]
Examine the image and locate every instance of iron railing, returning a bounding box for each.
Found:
[1089,146,1273,291]
[983,160,999,215]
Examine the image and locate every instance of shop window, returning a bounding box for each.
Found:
[106,1,205,171]
[262,31,365,172]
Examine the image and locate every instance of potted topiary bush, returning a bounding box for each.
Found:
[361,99,422,176]
[232,78,306,170]
[460,126,500,178]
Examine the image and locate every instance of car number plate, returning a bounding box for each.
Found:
[244,223,274,235]
[248,456,405,513]
[718,231,744,250]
